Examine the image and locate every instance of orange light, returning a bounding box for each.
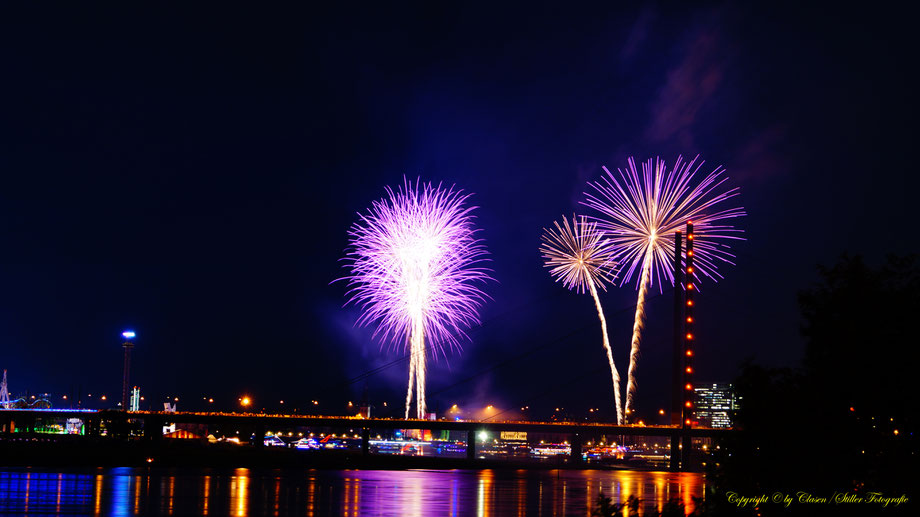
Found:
[688,250,694,256]
[241,396,251,407]
[686,317,693,323]
[685,384,692,390]
[688,234,694,240]
[686,350,693,356]
[686,333,693,340]
[687,266,694,273]
[849,406,855,412]
[687,300,693,306]
[685,401,692,407]
[659,409,665,415]
[687,283,694,290]
[686,367,692,373]
[685,419,691,425]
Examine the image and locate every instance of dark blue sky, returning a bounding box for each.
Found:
[0,3,914,420]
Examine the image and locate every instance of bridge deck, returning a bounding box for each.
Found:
[1,409,731,437]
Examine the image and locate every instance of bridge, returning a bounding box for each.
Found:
[0,409,732,471]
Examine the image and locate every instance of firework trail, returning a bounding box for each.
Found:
[583,156,744,420]
[540,215,624,424]
[342,178,491,419]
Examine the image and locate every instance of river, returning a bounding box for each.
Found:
[0,467,704,515]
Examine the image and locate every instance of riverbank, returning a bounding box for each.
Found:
[0,437,671,471]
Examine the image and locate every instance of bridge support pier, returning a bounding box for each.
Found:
[84,416,98,437]
[466,431,476,460]
[681,433,693,470]
[144,415,164,441]
[253,424,266,448]
[669,431,681,471]
[569,433,583,464]
[361,428,370,457]
[21,415,36,434]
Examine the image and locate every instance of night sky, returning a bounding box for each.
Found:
[0,4,914,420]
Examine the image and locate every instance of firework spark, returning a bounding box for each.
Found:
[583,156,745,420]
[342,178,491,419]
[540,215,624,424]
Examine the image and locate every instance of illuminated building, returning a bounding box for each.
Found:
[692,383,740,428]
[130,387,141,412]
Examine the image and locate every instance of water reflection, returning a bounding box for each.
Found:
[94,473,102,515]
[271,475,281,516]
[0,467,703,515]
[134,475,142,514]
[230,468,249,517]
[110,468,131,516]
[477,469,492,517]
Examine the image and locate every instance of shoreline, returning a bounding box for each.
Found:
[0,438,682,472]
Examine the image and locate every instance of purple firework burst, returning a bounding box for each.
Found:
[341,178,491,418]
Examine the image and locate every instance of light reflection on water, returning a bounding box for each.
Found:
[0,467,703,516]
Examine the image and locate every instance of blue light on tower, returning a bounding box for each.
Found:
[122,330,136,340]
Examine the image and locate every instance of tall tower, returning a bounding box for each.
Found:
[670,231,684,426]
[670,221,696,471]
[0,370,9,409]
[121,330,136,411]
[682,222,695,428]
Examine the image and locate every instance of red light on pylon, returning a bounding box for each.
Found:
[686,350,693,356]
[686,367,692,373]
[687,283,694,290]
[686,333,693,340]
[685,383,692,390]
[688,234,694,240]
[687,300,693,306]
[685,419,691,425]
[686,317,693,323]
[687,266,694,273]
[685,401,692,407]
[849,406,855,412]
[688,250,694,256]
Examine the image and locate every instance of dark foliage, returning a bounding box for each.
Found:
[592,491,628,517]
[705,254,917,515]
